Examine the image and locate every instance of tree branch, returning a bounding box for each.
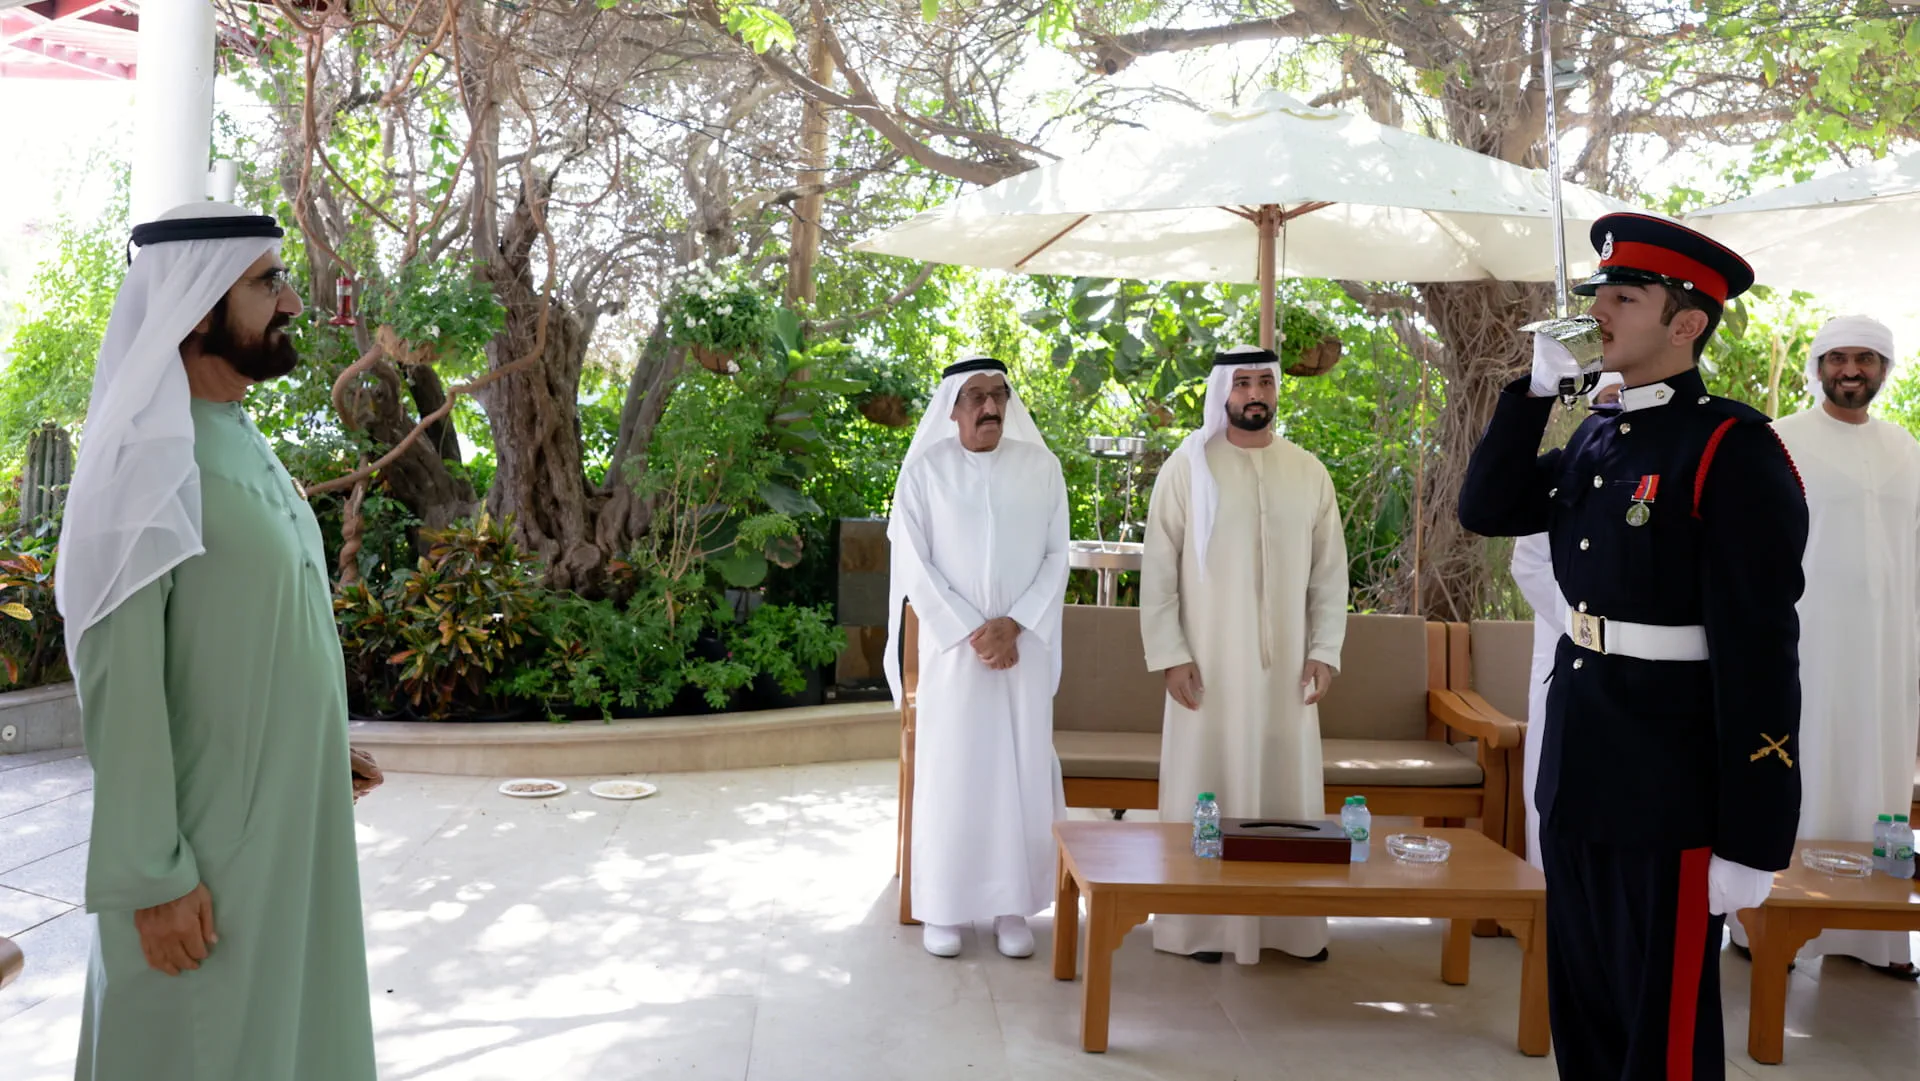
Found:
[808,263,938,336]
[691,1,1026,187]
[1076,6,1375,76]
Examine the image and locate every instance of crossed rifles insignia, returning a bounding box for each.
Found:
[1750,733,1794,769]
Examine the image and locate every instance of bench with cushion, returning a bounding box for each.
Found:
[894,603,1523,923]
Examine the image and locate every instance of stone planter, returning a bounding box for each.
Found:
[0,682,81,755]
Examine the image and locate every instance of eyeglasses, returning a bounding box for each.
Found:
[958,387,1012,408]
[250,267,294,297]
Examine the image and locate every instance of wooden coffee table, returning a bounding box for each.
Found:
[1736,841,1920,1064]
[1051,821,1549,1054]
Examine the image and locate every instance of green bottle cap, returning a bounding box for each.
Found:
[1880,814,1895,822]
[1897,814,1911,823]
[1198,792,1215,802]
[1352,796,1367,807]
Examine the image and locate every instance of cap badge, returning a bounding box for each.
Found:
[1600,231,1614,260]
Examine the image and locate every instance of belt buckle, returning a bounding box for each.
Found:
[1570,611,1607,655]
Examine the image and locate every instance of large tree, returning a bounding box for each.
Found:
[224,0,1920,614]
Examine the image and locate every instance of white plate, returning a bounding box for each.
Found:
[498,778,568,798]
[589,780,658,801]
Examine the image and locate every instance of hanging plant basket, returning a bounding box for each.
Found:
[1284,336,1344,378]
[858,394,914,428]
[692,344,739,374]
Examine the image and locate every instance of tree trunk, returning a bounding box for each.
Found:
[349,360,481,531]
[786,15,834,307]
[478,177,603,591]
[1396,279,1551,621]
[593,324,688,553]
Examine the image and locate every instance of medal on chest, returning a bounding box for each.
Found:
[1625,474,1658,527]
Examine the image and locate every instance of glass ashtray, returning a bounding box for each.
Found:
[1800,848,1873,878]
[1386,833,1452,864]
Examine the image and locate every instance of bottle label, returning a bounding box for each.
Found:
[1897,844,1915,861]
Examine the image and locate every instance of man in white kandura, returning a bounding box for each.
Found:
[884,356,1070,960]
[1140,344,1350,965]
[1510,375,1622,870]
[1740,315,1920,978]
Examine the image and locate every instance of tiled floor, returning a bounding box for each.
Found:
[2,753,1916,1080]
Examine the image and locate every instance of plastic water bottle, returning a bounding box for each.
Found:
[1340,795,1371,863]
[1892,815,1916,880]
[1874,814,1895,875]
[1192,792,1223,859]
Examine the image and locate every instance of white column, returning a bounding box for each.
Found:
[131,0,215,224]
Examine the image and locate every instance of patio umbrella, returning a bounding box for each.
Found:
[854,90,1647,350]
[1687,150,1920,329]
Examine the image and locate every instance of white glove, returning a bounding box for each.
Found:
[1706,855,1775,916]
[1529,332,1581,398]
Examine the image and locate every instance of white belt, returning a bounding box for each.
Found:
[1565,609,1708,662]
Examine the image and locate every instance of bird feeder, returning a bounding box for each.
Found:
[329,273,359,327]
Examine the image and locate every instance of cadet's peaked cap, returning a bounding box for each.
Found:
[1572,212,1754,308]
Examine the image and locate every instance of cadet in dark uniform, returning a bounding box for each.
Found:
[1458,213,1808,1081]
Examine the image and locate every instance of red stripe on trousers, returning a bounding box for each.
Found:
[1667,847,1713,1081]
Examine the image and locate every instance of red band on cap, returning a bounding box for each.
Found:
[1602,241,1729,304]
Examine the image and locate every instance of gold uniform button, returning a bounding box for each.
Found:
[1548,487,1558,498]
[1698,396,1710,405]
[1619,423,1632,434]
[1573,658,1585,670]
[1577,601,1589,613]
[1580,538,1591,551]
[1592,475,1604,489]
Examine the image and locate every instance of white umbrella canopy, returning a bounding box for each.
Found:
[1687,151,1920,331]
[855,90,1648,345]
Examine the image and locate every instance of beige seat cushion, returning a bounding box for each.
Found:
[1322,738,1484,788]
[1054,730,1161,781]
[1056,733,1486,789]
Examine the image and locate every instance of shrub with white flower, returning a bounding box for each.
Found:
[662,260,773,365]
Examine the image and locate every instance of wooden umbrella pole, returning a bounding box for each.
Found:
[1411,347,1427,617]
[1257,204,1279,351]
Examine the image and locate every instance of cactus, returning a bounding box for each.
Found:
[21,424,72,533]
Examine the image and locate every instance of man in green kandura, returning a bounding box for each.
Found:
[55,201,380,1081]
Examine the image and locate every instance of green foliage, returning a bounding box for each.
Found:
[663,264,778,367]
[0,537,65,690]
[502,583,842,720]
[1020,276,1339,405]
[333,516,543,719]
[720,2,796,53]
[503,576,714,719]
[845,353,924,414]
[727,602,844,697]
[1697,287,1823,416]
[639,302,869,596]
[0,164,127,464]
[359,260,507,376]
